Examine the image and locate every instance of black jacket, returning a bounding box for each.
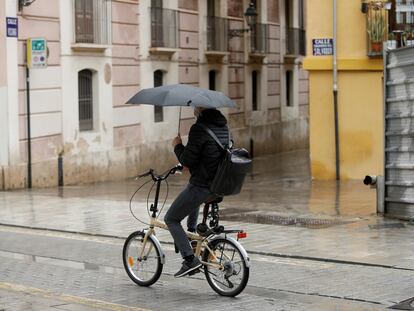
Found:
[174,109,229,187]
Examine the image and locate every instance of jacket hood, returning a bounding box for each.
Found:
[198,109,227,127]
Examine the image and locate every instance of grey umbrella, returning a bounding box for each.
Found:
[126,84,237,134]
[126,84,237,108]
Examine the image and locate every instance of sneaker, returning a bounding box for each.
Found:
[174,257,202,278]
[188,268,201,276]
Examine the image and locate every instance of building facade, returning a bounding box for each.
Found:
[0,0,308,189]
[304,0,413,180]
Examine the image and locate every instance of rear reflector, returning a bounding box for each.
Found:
[237,231,247,239]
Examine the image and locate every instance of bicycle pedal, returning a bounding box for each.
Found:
[190,240,197,252]
[188,268,201,276]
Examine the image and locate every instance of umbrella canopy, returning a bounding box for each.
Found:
[126,84,237,109]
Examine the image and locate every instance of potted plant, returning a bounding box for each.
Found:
[387,32,397,50]
[367,13,386,52]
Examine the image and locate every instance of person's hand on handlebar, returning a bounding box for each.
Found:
[173,163,184,173]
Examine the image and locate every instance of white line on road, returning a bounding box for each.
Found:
[0,281,151,311]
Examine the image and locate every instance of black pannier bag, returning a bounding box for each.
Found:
[199,124,252,196]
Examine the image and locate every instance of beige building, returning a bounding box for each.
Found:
[0,0,308,189]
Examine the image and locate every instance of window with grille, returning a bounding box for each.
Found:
[389,0,414,44]
[206,0,228,51]
[78,69,94,131]
[151,0,178,48]
[251,23,269,53]
[285,0,306,55]
[154,70,164,123]
[74,0,111,44]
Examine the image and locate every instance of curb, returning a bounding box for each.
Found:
[1,222,413,272]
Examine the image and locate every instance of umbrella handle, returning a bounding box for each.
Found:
[178,107,182,136]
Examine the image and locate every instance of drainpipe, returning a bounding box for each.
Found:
[333,0,340,180]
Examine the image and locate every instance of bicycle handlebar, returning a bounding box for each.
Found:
[137,164,183,181]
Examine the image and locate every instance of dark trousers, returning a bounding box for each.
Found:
[164,183,211,258]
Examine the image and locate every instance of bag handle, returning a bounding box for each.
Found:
[198,123,229,151]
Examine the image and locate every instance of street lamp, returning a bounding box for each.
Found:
[229,2,258,37]
[18,0,36,11]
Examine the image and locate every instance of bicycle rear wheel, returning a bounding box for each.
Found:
[123,230,163,286]
[203,238,249,297]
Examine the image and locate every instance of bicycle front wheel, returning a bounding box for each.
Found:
[203,238,249,297]
[123,231,163,286]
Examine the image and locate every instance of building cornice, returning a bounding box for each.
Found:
[303,58,384,71]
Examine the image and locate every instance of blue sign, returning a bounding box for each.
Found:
[312,38,333,56]
[6,17,18,38]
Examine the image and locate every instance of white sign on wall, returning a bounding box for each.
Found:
[312,39,334,56]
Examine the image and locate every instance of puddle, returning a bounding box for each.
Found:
[220,209,353,228]
[369,223,406,229]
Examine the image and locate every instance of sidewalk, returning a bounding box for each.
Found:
[1,150,413,270]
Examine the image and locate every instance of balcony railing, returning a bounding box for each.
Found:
[286,27,306,56]
[251,23,269,54]
[376,0,414,55]
[151,7,178,48]
[74,0,111,45]
[207,16,229,51]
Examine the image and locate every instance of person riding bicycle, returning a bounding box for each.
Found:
[165,107,230,278]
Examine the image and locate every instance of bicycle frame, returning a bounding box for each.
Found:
[141,216,224,269]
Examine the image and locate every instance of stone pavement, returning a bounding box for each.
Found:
[0,227,401,310]
[1,150,414,310]
[0,150,413,270]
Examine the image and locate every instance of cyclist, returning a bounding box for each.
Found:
[165,107,229,277]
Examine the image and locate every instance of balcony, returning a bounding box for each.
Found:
[251,23,269,54]
[374,0,414,53]
[206,16,229,51]
[286,27,306,56]
[205,16,229,62]
[150,7,179,56]
[73,0,111,51]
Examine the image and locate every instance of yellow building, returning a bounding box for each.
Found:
[304,0,389,180]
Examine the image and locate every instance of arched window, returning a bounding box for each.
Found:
[252,70,258,111]
[78,69,93,131]
[209,70,216,91]
[154,70,164,122]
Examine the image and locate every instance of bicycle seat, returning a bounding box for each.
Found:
[205,196,223,204]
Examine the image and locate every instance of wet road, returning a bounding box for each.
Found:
[1,150,412,310]
[27,150,376,219]
[0,225,405,311]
